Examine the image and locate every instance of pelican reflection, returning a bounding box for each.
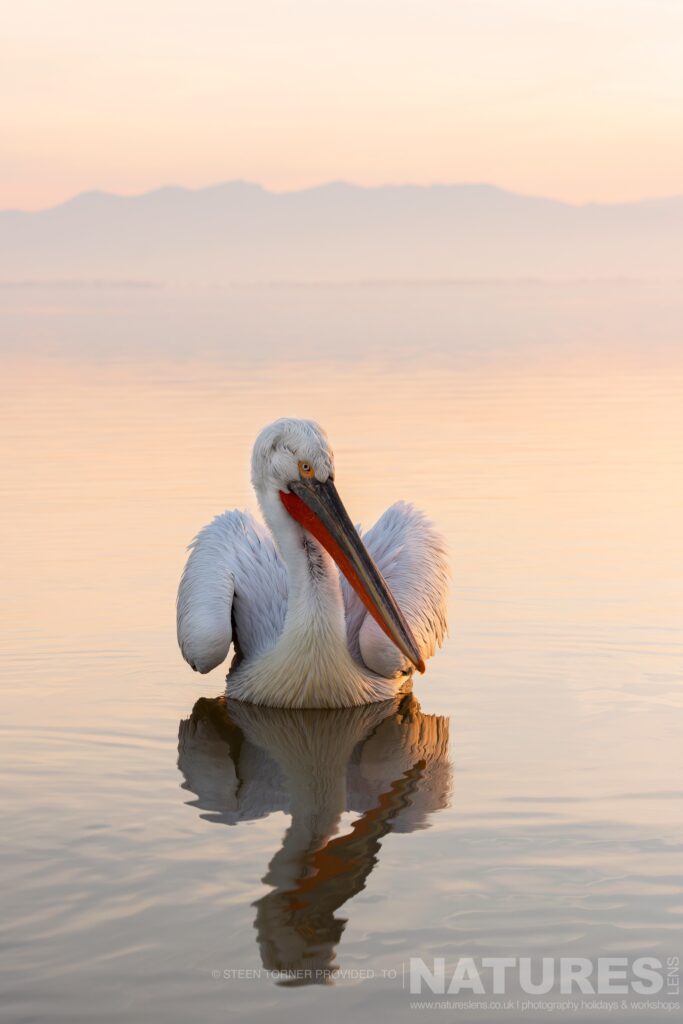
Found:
[177,693,451,984]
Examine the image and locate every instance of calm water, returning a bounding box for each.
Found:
[1,283,682,1022]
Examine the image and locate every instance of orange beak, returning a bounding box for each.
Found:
[280,477,425,673]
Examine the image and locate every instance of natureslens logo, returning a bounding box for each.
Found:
[408,956,679,997]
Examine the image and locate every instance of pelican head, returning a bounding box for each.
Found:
[250,418,424,674]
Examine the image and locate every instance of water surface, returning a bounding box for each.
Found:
[1,283,682,1021]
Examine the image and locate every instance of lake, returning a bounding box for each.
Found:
[1,281,681,1022]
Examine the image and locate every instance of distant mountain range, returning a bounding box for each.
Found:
[1,181,682,283]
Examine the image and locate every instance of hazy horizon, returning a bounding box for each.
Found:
[5,177,683,216]
[3,179,682,284]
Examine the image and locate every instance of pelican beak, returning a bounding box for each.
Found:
[280,477,425,673]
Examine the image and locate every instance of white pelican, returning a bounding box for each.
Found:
[177,418,448,707]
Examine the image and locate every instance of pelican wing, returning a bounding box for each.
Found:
[177,510,287,673]
[342,501,449,678]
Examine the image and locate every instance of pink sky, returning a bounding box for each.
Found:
[3,0,683,210]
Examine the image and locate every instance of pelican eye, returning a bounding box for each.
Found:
[298,460,315,478]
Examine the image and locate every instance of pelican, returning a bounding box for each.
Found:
[177,418,448,707]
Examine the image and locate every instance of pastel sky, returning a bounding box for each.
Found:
[3,0,683,210]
